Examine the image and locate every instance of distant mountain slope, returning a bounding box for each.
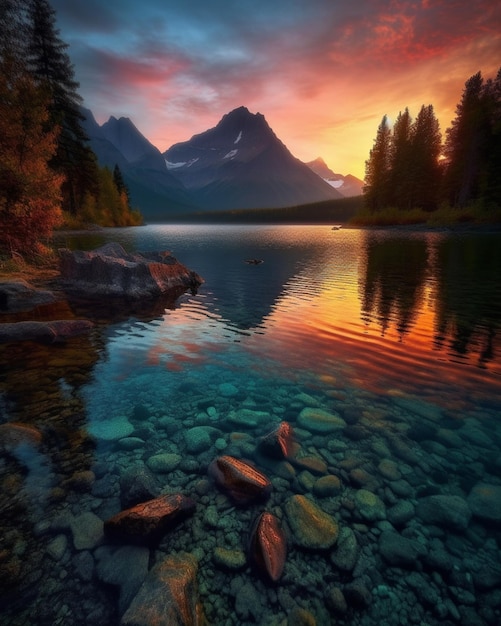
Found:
[164,106,343,210]
[80,108,196,220]
[306,157,364,197]
[81,106,357,220]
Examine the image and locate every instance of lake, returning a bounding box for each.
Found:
[1,224,500,625]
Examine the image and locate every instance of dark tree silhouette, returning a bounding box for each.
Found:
[25,0,99,214]
[364,115,391,212]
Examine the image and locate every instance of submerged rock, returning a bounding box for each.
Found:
[467,483,501,522]
[121,552,204,626]
[297,407,346,433]
[416,494,471,530]
[59,242,203,299]
[284,494,339,549]
[0,422,42,453]
[208,455,272,505]
[104,494,196,545]
[249,512,287,582]
[257,421,298,460]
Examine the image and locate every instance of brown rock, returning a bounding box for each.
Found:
[208,455,272,505]
[258,421,299,460]
[104,494,195,545]
[284,495,339,550]
[249,512,287,582]
[121,552,205,626]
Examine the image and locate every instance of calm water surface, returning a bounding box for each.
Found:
[1,225,500,625]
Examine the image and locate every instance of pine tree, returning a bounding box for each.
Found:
[113,164,130,204]
[25,0,99,214]
[364,115,392,212]
[388,108,413,210]
[443,72,489,207]
[408,104,442,211]
[481,67,501,209]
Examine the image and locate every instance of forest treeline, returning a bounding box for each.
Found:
[0,0,142,258]
[363,67,501,219]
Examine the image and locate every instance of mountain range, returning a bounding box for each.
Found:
[81,106,362,221]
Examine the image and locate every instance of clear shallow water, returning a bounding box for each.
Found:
[1,225,500,625]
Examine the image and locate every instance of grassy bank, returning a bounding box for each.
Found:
[349,204,501,228]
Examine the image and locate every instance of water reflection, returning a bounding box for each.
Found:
[432,235,501,368]
[360,233,428,338]
[359,231,501,370]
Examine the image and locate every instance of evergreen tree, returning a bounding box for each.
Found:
[481,67,501,209]
[388,108,413,210]
[25,0,99,214]
[113,164,130,204]
[443,71,488,207]
[408,104,442,211]
[364,115,392,212]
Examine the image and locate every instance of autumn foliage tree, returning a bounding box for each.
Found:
[0,58,63,256]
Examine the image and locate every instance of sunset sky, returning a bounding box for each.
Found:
[51,0,501,179]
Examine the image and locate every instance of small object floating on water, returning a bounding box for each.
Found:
[244,258,264,265]
[331,225,342,230]
[208,455,272,505]
[249,511,287,582]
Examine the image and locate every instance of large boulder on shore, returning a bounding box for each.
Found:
[59,242,203,299]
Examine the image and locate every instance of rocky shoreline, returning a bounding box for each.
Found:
[0,242,204,343]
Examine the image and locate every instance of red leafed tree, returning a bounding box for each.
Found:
[0,57,64,257]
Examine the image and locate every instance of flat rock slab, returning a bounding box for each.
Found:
[0,280,57,313]
[59,242,203,299]
[0,319,93,344]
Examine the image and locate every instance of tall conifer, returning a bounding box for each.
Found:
[364,115,392,212]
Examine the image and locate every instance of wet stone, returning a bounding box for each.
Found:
[47,534,67,561]
[70,511,104,550]
[416,494,471,530]
[288,606,317,625]
[248,512,287,582]
[227,408,270,427]
[104,494,196,545]
[378,458,401,480]
[285,494,339,549]
[219,382,239,397]
[184,426,214,453]
[297,407,346,433]
[146,452,182,473]
[467,483,501,522]
[95,544,149,616]
[121,552,204,626]
[88,417,134,441]
[379,531,425,567]
[208,455,272,505]
[213,547,246,571]
[313,475,342,497]
[331,526,359,572]
[354,489,386,522]
[387,500,415,527]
